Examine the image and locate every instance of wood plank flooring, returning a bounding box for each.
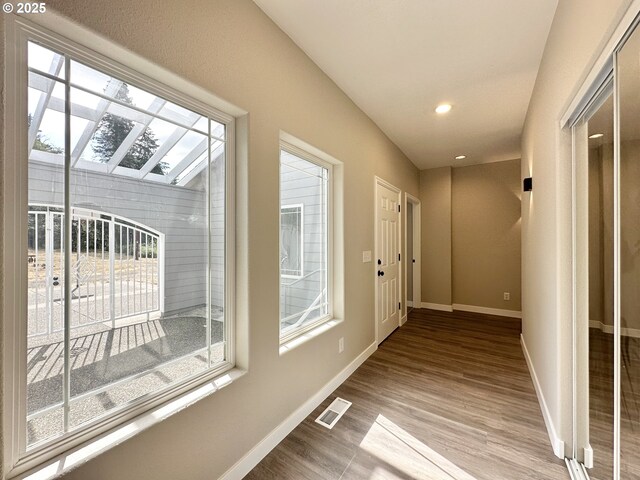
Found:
[588,328,615,480]
[246,308,569,480]
[589,327,640,480]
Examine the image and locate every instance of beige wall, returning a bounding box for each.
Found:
[588,147,604,323]
[521,0,631,455]
[0,1,419,478]
[620,140,640,330]
[452,160,522,310]
[407,202,413,303]
[0,7,4,473]
[588,144,614,326]
[419,167,452,306]
[604,145,614,327]
[419,161,521,311]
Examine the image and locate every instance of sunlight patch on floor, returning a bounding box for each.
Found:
[355,414,478,480]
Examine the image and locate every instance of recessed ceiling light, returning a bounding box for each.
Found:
[435,104,452,114]
[589,133,604,139]
[455,155,466,160]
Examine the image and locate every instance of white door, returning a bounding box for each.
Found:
[376,180,400,343]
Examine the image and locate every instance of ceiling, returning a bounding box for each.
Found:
[253,0,559,170]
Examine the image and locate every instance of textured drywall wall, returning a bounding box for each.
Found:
[601,145,614,327]
[620,140,640,331]
[418,161,521,312]
[588,147,605,324]
[0,1,419,478]
[407,202,413,303]
[521,0,631,454]
[452,160,522,310]
[419,167,451,306]
[588,144,614,326]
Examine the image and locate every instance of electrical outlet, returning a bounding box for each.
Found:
[362,250,372,263]
[503,292,510,301]
[338,337,344,353]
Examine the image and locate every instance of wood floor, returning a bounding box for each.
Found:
[589,328,640,480]
[246,308,569,480]
[588,328,615,480]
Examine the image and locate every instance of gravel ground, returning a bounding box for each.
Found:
[26,306,225,446]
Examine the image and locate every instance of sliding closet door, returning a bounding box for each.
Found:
[586,90,615,480]
[617,24,640,480]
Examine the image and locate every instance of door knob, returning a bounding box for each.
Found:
[377,270,385,277]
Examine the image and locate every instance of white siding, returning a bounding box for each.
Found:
[280,153,327,323]
[28,160,226,315]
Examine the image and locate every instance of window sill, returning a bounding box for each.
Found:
[14,368,246,480]
[279,318,343,355]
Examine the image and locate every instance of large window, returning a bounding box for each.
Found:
[280,144,331,342]
[6,21,234,469]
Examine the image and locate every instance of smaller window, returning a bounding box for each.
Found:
[280,204,304,278]
[280,144,331,342]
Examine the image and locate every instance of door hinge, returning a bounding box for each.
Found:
[398,253,401,261]
[398,302,401,310]
[398,205,400,213]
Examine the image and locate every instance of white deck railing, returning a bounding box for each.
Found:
[27,205,164,337]
[281,268,327,328]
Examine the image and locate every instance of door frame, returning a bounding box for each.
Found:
[374,176,402,344]
[403,193,421,321]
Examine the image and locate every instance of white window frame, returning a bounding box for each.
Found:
[280,203,305,279]
[279,140,335,345]
[3,13,239,478]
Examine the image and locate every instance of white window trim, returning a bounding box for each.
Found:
[281,203,304,279]
[279,137,339,346]
[3,12,242,479]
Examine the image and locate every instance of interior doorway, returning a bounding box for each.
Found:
[404,193,421,317]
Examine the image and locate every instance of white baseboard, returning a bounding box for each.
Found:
[520,334,565,458]
[400,314,408,326]
[407,301,413,308]
[418,303,522,318]
[420,302,453,312]
[453,303,522,319]
[219,341,378,480]
[589,319,640,338]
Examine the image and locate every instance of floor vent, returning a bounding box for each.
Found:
[315,397,352,429]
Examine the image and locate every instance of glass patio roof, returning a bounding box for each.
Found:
[27,41,225,188]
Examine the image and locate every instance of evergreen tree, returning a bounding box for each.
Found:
[92,82,167,174]
[28,113,63,154]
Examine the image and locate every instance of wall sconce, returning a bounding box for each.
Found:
[523,177,533,192]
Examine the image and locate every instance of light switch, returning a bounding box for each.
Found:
[362,250,372,263]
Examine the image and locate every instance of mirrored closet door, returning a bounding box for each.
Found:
[617,24,640,480]
[585,86,615,480]
[573,17,640,480]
